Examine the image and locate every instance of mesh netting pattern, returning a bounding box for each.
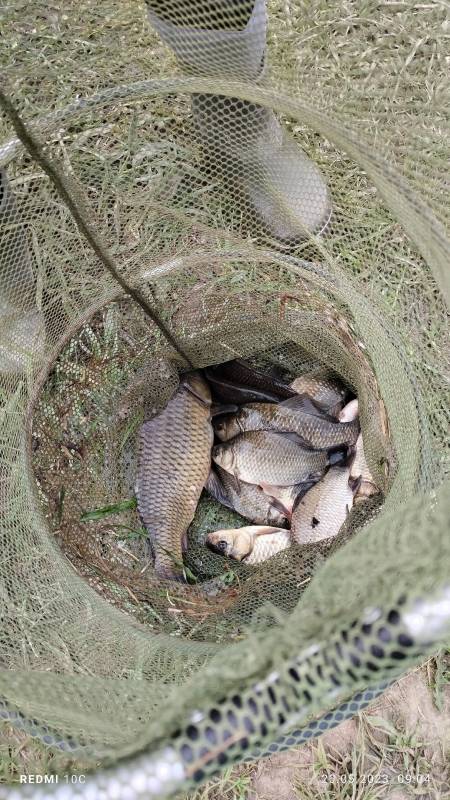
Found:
[0,0,449,795]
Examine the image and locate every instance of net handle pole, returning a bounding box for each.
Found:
[0,84,194,368]
[2,583,450,800]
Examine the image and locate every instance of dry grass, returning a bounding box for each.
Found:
[0,725,91,784]
[0,0,449,796]
[188,665,450,800]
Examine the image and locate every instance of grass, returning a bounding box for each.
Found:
[186,700,450,800]
[80,497,137,521]
[184,674,450,799]
[187,765,256,800]
[1,670,449,795]
[0,726,91,784]
[430,649,450,713]
[1,0,449,795]
[294,720,447,800]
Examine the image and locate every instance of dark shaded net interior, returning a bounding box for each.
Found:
[0,0,449,780]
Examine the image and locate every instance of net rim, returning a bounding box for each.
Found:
[1,77,448,307]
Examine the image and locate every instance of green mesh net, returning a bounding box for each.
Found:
[0,1,449,797]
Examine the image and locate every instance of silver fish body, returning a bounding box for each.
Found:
[291,466,354,544]
[213,430,346,487]
[214,396,359,449]
[206,525,291,564]
[205,467,289,527]
[136,371,213,580]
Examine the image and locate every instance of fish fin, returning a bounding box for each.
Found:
[205,371,281,405]
[270,497,292,518]
[355,480,380,501]
[155,546,187,582]
[250,526,282,538]
[349,474,362,493]
[291,480,318,514]
[280,394,336,421]
[154,558,186,583]
[259,483,292,518]
[183,377,212,407]
[228,473,242,494]
[344,444,357,467]
[259,481,282,498]
[218,359,295,399]
[328,401,345,418]
[204,469,234,511]
[273,431,314,448]
[211,403,239,418]
[144,533,155,560]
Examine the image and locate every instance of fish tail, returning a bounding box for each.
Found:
[349,474,362,493]
[154,554,185,582]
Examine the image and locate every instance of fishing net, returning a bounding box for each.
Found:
[0,0,449,796]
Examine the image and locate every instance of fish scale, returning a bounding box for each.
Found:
[245,529,292,563]
[135,373,213,580]
[205,466,289,527]
[215,399,359,448]
[289,371,347,416]
[213,430,343,486]
[291,466,354,544]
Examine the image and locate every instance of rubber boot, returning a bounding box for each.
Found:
[146,0,331,241]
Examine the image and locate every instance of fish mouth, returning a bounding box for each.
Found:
[206,537,231,557]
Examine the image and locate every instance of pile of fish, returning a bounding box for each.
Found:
[135,360,379,581]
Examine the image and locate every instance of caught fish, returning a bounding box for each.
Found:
[135,371,213,580]
[210,359,296,400]
[291,466,354,544]
[204,369,283,405]
[205,467,289,527]
[290,370,347,417]
[350,433,379,502]
[259,480,317,518]
[206,525,291,564]
[339,398,359,422]
[213,430,347,486]
[214,395,359,449]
